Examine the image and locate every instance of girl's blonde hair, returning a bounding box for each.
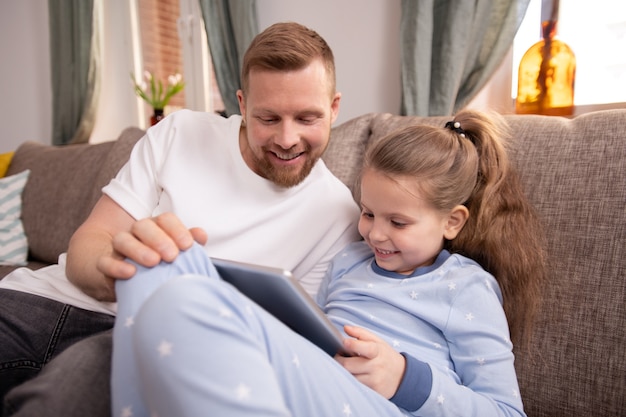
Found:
[362,110,546,349]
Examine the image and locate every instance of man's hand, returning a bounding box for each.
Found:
[99,212,208,280]
[66,195,208,301]
[334,325,406,399]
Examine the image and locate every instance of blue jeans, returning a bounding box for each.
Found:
[0,289,114,415]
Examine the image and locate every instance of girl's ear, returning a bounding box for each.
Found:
[444,205,469,240]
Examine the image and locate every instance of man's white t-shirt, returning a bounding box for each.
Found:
[0,110,360,315]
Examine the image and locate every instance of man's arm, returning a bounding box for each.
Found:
[65,194,207,302]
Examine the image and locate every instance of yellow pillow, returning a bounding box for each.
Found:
[0,152,14,177]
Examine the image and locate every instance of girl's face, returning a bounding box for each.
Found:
[358,169,463,275]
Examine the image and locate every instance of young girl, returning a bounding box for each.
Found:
[112,110,546,417]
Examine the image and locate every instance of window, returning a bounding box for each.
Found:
[90,0,224,143]
[136,0,186,118]
[136,0,224,116]
[512,0,626,108]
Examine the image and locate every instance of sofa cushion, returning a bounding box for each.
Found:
[5,127,145,264]
[504,110,626,417]
[0,169,30,265]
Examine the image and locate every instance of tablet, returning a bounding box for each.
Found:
[212,258,349,357]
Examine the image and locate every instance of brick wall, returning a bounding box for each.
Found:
[136,0,225,115]
[137,0,185,109]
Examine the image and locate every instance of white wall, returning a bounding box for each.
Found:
[1,1,406,152]
[0,1,51,153]
[256,0,403,125]
[0,1,509,153]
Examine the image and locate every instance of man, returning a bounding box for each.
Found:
[1,22,360,416]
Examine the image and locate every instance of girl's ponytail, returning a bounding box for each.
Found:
[447,110,546,349]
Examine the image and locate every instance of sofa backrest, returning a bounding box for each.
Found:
[325,109,626,417]
[6,127,145,264]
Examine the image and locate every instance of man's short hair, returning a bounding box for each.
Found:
[240,22,336,96]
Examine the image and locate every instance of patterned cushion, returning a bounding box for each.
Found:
[0,169,30,265]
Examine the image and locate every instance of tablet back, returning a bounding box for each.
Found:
[212,258,347,356]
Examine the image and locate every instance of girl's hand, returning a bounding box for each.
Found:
[334,325,406,399]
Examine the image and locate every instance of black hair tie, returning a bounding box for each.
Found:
[445,121,466,137]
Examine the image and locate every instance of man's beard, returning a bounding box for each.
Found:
[255,146,319,188]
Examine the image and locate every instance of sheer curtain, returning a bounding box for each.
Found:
[197,0,258,116]
[48,0,101,145]
[401,0,530,116]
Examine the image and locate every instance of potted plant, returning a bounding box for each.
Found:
[131,71,185,125]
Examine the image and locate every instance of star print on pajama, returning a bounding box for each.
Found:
[112,241,526,417]
[316,241,527,416]
[112,244,406,417]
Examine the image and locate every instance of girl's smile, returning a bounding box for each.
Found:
[358,168,465,275]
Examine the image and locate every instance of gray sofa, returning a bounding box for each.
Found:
[0,127,145,277]
[2,110,625,416]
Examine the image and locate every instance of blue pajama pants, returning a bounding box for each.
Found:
[111,243,407,417]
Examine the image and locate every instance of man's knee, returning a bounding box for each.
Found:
[3,330,113,417]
